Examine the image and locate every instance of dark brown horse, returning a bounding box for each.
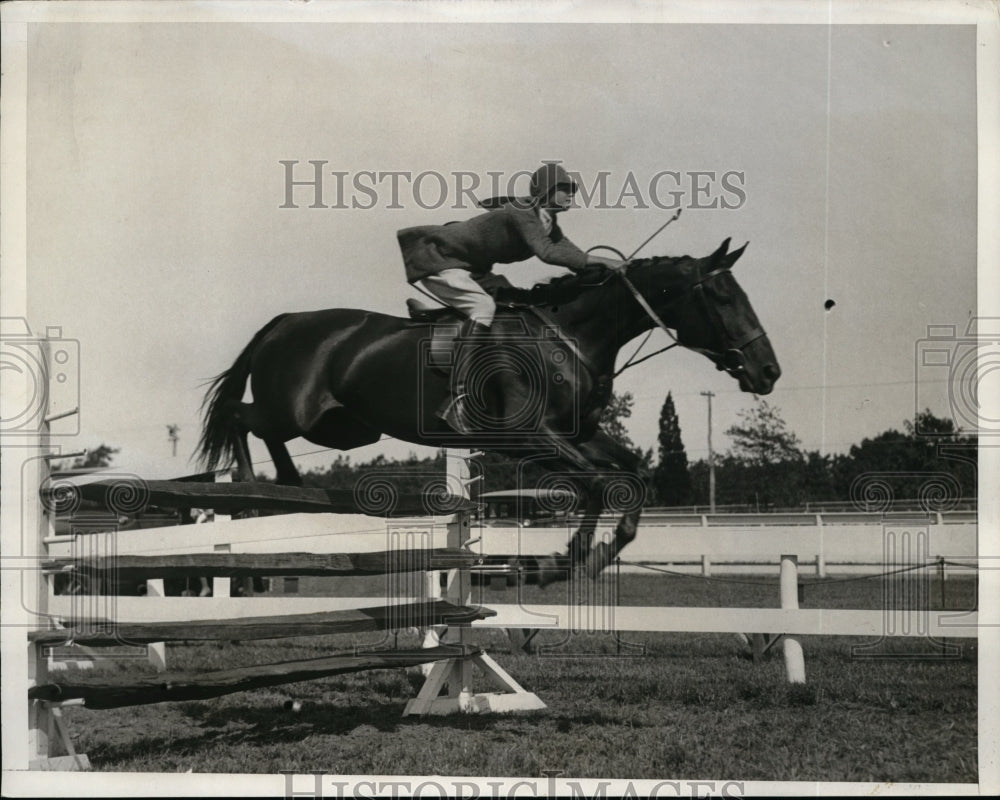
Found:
[197,239,780,577]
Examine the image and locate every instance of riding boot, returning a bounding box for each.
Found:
[437,318,492,434]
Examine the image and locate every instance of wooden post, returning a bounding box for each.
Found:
[211,472,234,597]
[815,514,826,578]
[419,564,444,677]
[26,443,58,768]
[19,352,90,769]
[404,450,544,715]
[145,580,167,671]
[411,450,472,706]
[780,554,806,684]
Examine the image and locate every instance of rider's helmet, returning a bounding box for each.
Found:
[529,163,578,201]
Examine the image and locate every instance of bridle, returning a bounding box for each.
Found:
[586,246,767,379]
[681,265,768,376]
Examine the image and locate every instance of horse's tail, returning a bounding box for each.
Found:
[196,314,289,472]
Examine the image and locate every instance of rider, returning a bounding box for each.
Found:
[397,162,628,433]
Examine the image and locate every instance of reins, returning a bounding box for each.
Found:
[585,207,686,378]
[585,207,765,380]
[584,244,681,378]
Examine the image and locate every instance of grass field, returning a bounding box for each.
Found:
[52,573,977,782]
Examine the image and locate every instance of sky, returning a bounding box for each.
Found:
[14,12,984,480]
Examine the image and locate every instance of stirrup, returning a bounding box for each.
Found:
[437,392,473,434]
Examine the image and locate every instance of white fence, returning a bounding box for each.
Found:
[476,513,978,576]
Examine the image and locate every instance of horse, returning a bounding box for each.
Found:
[197,239,780,578]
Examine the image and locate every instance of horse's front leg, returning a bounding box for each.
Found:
[525,428,645,585]
[536,480,603,587]
[525,440,604,588]
[576,432,648,579]
[585,505,642,579]
[567,486,604,566]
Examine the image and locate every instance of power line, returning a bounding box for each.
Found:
[632,376,954,400]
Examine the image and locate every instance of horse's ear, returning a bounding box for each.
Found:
[711,238,732,263]
[721,241,749,269]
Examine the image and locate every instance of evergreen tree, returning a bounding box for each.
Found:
[652,392,692,506]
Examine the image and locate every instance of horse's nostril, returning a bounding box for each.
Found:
[763,364,781,381]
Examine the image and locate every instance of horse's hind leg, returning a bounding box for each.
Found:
[232,429,255,483]
[229,429,262,521]
[224,401,258,482]
[234,401,301,485]
[265,439,303,487]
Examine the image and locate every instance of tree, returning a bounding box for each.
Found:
[713,400,806,510]
[599,390,636,449]
[725,400,801,466]
[831,409,976,504]
[687,408,976,511]
[652,392,692,506]
[801,450,837,504]
[599,390,654,470]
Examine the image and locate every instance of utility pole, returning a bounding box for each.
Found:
[167,425,180,458]
[700,391,716,513]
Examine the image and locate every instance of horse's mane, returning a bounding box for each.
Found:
[491,256,664,307]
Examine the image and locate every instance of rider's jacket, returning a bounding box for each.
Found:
[397,200,588,283]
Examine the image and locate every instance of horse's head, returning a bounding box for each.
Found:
[626,240,781,395]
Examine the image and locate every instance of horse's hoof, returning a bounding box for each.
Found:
[585,542,614,579]
[536,553,564,588]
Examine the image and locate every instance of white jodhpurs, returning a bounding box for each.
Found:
[419,269,496,326]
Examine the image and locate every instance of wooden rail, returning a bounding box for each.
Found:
[43,548,475,579]
[47,479,475,517]
[29,645,481,709]
[31,600,494,646]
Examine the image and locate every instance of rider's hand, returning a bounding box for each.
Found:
[589,256,629,273]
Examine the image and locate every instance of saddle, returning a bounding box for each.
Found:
[405,274,532,369]
[404,297,463,323]
[405,296,532,370]
[404,280,610,429]
[403,268,608,379]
